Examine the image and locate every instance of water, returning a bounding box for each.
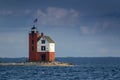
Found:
[0,57,120,80]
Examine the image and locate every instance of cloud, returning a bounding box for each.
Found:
[80,26,98,35]
[80,19,120,35]
[80,26,90,34]
[24,10,32,15]
[0,10,13,15]
[35,7,79,27]
[89,20,120,35]
[13,9,32,16]
[0,9,32,16]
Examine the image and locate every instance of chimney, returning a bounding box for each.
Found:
[41,32,44,36]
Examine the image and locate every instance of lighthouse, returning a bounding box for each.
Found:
[29,25,55,62]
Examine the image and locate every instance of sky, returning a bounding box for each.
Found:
[0,0,120,57]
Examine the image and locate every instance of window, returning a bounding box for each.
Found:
[32,40,34,44]
[41,40,45,44]
[32,34,34,38]
[32,46,34,51]
[41,46,46,51]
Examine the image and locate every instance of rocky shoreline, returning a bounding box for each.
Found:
[0,62,74,66]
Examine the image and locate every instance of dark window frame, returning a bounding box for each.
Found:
[41,46,46,51]
[32,40,34,44]
[32,33,34,38]
[32,46,34,51]
[41,40,45,44]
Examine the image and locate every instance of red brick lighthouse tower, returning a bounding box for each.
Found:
[29,20,55,62]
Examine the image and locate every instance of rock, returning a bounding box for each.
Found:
[0,61,74,66]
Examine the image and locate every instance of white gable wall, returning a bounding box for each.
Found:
[37,37,55,52]
[37,37,49,52]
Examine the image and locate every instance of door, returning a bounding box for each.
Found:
[41,54,46,61]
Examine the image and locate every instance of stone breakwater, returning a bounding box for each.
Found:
[0,62,73,66]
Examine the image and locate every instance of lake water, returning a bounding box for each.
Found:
[0,57,120,80]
